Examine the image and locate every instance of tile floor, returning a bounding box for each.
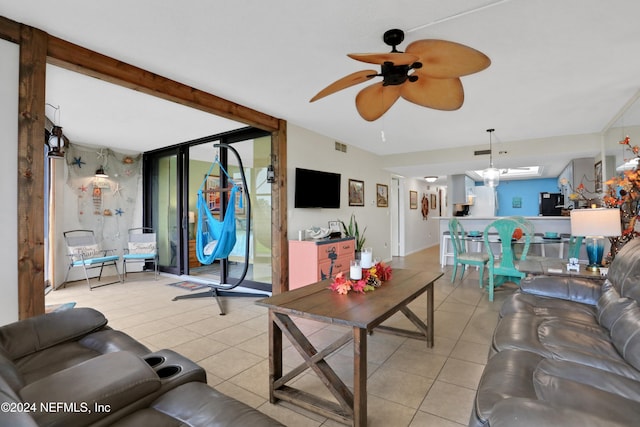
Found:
[45,246,518,426]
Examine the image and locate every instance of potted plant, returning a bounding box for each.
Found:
[340,213,367,254]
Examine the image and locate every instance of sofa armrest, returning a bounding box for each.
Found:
[20,351,160,427]
[488,398,628,427]
[519,275,603,305]
[0,308,107,360]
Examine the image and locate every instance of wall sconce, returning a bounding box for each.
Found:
[45,104,66,158]
[267,164,276,183]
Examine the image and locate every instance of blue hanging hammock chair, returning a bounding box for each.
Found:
[194,158,243,265]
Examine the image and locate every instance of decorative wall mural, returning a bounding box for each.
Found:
[65,142,142,249]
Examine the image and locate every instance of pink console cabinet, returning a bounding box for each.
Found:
[288,237,355,290]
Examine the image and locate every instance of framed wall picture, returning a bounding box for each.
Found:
[349,179,365,206]
[409,190,418,209]
[430,194,436,209]
[376,183,388,207]
[594,160,603,193]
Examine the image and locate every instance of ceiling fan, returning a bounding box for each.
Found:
[309,28,491,121]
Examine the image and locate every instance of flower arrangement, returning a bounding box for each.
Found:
[602,136,640,261]
[329,262,392,295]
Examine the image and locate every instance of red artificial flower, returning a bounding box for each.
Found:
[329,272,352,295]
[351,279,366,293]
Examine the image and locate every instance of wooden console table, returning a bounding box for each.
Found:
[256,269,442,426]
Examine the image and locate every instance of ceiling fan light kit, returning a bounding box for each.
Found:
[310,29,490,121]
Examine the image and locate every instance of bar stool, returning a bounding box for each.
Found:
[441,231,454,268]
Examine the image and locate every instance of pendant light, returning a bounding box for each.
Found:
[483,128,500,188]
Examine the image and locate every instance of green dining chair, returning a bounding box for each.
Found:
[509,216,537,260]
[483,218,531,301]
[448,218,489,287]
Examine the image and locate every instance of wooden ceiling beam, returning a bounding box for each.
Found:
[0,15,21,44]
[46,35,280,133]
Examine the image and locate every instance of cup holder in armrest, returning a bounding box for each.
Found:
[156,365,181,379]
[144,356,165,368]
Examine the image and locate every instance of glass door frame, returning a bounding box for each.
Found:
[143,127,271,287]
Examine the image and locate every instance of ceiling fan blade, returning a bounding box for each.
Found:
[405,39,490,78]
[355,82,401,121]
[400,73,464,111]
[310,69,378,102]
[348,52,420,66]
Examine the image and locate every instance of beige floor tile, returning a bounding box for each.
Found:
[170,335,230,362]
[208,324,264,346]
[227,359,271,399]
[214,379,269,409]
[384,347,448,379]
[450,340,490,365]
[419,380,477,425]
[366,394,419,427]
[437,358,485,390]
[410,410,465,427]
[141,326,205,348]
[367,366,434,409]
[198,347,263,380]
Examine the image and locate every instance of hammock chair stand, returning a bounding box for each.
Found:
[172,143,268,315]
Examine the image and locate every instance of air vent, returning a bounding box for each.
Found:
[335,141,347,152]
[474,149,491,156]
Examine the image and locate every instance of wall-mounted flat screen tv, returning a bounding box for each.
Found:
[294,168,341,208]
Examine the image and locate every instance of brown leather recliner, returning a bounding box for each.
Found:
[0,307,283,426]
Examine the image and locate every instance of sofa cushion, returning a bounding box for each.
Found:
[535,358,640,401]
[610,303,640,371]
[518,275,603,305]
[474,349,543,424]
[14,329,150,386]
[493,313,640,379]
[0,308,107,360]
[597,281,637,330]
[488,398,630,427]
[607,238,640,300]
[500,292,598,323]
[533,366,640,426]
[20,351,161,427]
[109,382,285,427]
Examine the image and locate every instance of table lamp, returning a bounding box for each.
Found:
[570,208,621,272]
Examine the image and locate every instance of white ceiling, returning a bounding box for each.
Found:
[3,0,640,181]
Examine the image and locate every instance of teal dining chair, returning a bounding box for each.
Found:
[448,218,489,287]
[483,218,531,301]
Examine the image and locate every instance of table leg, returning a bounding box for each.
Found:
[268,309,282,404]
[353,327,367,427]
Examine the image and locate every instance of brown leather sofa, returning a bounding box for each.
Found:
[0,307,283,426]
[470,237,640,427]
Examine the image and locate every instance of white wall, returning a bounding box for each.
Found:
[0,39,19,325]
[287,125,393,261]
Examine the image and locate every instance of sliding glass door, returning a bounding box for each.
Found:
[144,128,272,291]
[145,148,183,276]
